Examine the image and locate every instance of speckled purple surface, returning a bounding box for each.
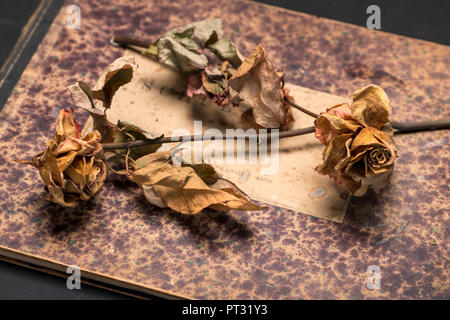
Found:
[0,0,448,299]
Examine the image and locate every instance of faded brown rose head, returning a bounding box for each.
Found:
[314,84,397,196]
[18,109,106,207]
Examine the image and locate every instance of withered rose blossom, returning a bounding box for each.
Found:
[314,84,397,196]
[230,44,294,130]
[19,109,106,207]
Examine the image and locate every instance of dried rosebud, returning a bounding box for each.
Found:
[314,85,397,196]
[17,109,106,207]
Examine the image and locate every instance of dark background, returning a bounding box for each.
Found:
[0,0,448,300]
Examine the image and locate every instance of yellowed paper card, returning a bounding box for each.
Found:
[86,52,350,222]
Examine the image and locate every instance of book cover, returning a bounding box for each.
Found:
[0,0,448,299]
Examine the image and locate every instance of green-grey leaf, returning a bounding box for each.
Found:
[143,19,231,73]
[187,18,223,47]
[165,37,208,72]
[208,38,242,68]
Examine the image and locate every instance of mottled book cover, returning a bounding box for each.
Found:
[0,0,448,299]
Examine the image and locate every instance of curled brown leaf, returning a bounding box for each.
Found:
[129,151,264,214]
[230,44,294,130]
[68,56,162,161]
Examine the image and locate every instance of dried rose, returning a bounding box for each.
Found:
[17,109,106,207]
[314,84,397,196]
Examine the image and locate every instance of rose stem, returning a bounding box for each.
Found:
[285,100,319,118]
[390,120,450,133]
[102,117,450,150]
[102,126,316,150]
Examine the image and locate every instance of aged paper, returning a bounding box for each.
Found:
[87,52,350,222]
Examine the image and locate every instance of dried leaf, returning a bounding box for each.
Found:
[182,163,220,185]
[201,62,238,106]
[202,70,224,97]
[207,178,259,211]
[207,38,243,68]
[188,19,223,47]
[91,55,136,110]
[240,108,260,130]
[129,151,264,214]
[230,44,293,130]
[143,20,215,73]
[141,185,168,209]
[68,56,137,142]
[69,56,162,162]
[153,36,208,73]
[70,82,116,142]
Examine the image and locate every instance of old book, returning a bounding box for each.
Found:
[0,0,448,299]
